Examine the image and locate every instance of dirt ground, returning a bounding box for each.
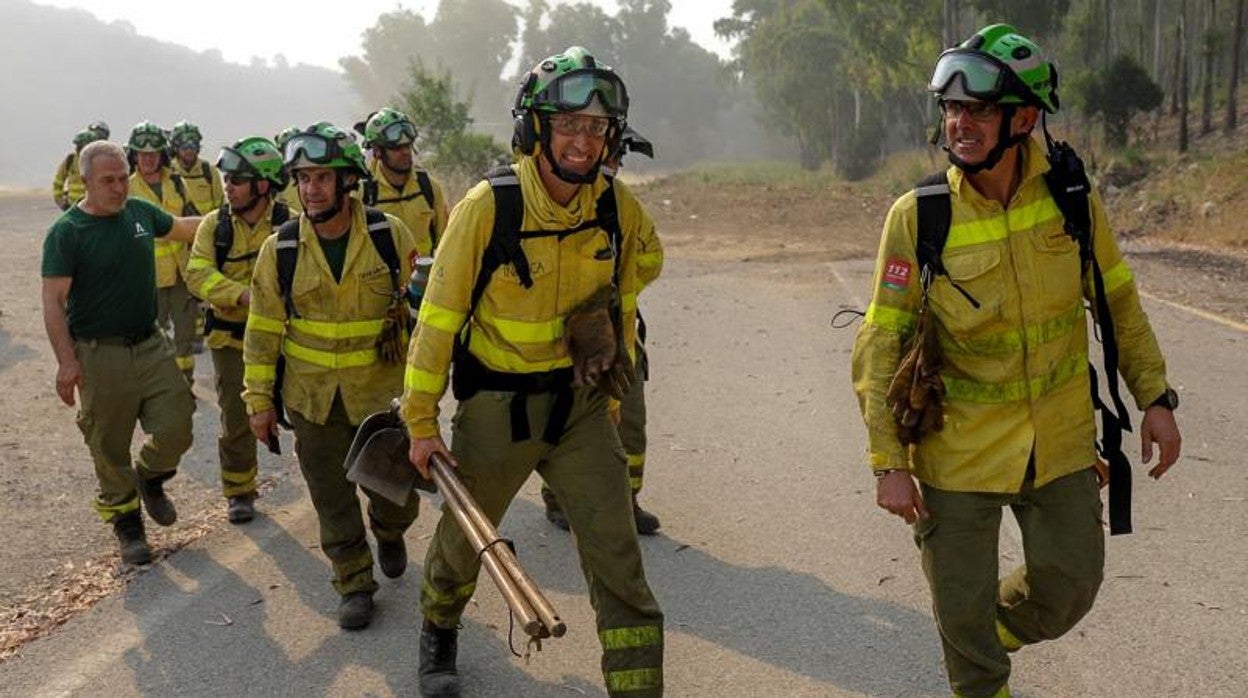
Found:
[1,173,1245,659]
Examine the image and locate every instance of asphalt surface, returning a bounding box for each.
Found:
[1,253,1245,697]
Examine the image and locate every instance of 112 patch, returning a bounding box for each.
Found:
[881,258,912,293]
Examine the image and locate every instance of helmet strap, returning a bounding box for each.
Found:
[945,104,1030,175]
[232,181,263,217]
[302,171,356,224]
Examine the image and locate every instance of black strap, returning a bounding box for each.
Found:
[274,219,301,319]
[914,172,952,291]
[363,171,439,248]
[216,201,292,272]
[170,173,199,216]
[364,207,401,295]
[203,308,246,340]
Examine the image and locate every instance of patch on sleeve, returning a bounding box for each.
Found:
[881,258,912,293]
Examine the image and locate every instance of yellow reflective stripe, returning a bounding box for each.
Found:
[95,496,140,521]
[956,686,1011,698]
[418,301,467,334]
[186,257,213,271]
[627,453,645,467]
[1101,260,1134,294]
[638,250,662,268]
[946,196,1062,251]
[468,334,572,373]
[422,580,476,607]
[605,668,663,693]
[997,620,1025,652]
[629,476,643,490]
[154,244,177,258]
[197,271,228,298]
[244,363,276,382]
[477,305,563,344]
[175,355,195,370]
[283,340,378,369]
[864,303,917,334]
[944,351,1086,403]
[621,291,637,314]
[247,314,285,335]
[405,364,448,395]
[942,303,1083,356]
[221,465,258,485]
[290,317,385,340]
[600,625,662,651]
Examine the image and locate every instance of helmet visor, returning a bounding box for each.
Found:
[283,133,337,166]
[928,50,1008,100]
[375,121,417,147]
[216,147,257,176]
[537,69,628,117]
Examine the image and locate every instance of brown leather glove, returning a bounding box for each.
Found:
[886,303,946,446]
[566,285,634,399]
[375,298,411,365]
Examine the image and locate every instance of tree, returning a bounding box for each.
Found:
[1226,0,1245,133]
[396,62,509,180]
[1071,54,1164,148]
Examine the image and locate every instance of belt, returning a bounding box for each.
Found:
[83,328,157,347]
[451,342,575,445]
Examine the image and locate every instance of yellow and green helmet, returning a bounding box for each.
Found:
[218,137,288,189]
[170,121,203,150]
[928,24,1059,113]
[360,107,417,148]
[72,129,104,150]
[514,46,629,118]
[127,121,168,152]
[281,122,368,177]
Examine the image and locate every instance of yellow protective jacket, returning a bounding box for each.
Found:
[130,170,195,288]
[851,137,1169,493]
[242,199,418,425]
[171,157,225,215]
[277,187,304,217]
[400,157,663,439]
[52,151,84,209]
[358,161,449,257]
[185,199,285,351]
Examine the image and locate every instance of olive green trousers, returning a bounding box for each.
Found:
[209,347,256,497]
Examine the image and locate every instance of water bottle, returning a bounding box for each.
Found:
[407,256,434,319]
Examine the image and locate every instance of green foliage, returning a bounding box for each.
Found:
[396,63,508,179]
[1071,54,1164,148]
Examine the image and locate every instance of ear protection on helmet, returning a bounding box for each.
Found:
[511,74,540,155]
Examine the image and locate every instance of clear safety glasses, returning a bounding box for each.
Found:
[375,121,417,147]
[928,49,1016,101]
[548,113,611,138]
[536,69,629,117]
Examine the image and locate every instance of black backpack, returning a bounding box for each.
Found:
[362,170,438,248]
[914,141,1136,535]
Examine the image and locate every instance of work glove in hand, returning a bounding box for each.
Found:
[886,303,946,445]
[375,298,411,364]
[566,285,634,400]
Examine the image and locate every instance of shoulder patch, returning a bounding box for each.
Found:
[881,258,912,292]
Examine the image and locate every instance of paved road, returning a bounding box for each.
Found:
[1,253,1245,697]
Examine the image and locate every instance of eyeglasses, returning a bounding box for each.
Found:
[535,69,629,117]
[548,114,611,138]
[374,121,417,147]
[940,99,1002,122]
[130,132,166,149]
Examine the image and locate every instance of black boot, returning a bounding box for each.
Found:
[541,487,570,532]
[377,538,408,579]
[419,620,462,697]
[633,494,661,535]
[338,591,375,630]
[138,476,177,526]
[227,494,255,524]
[112,512,152,565]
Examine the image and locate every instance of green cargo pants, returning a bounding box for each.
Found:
[422,387,664,697]
[157,277,197,377]
[289,393,420,597]
[915,467,1104,697]
[618,351,647,494]
[209,347,256,497]
[73,333,194,522]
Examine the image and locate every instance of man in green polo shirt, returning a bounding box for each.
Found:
[42,140,203,565]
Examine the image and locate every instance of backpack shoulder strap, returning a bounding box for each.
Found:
[271,201,290,227]
[363,207,401,293]
[597,175,623,284]
[913,171,951,290]
[362,179,379,206]
[213,204,233,269]
[200,160,211,182]
[416,169,438,247]
[275,219,301,318]
[469,167,529,319]
[169,173,199,216]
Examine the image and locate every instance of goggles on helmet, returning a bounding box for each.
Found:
[534,69,628,117]
[173,137,201,150]
[131,132,166,150]
[283,133,343,166]
[928,49,1023,103]
[217,147,257,177]
[374,121,417,148]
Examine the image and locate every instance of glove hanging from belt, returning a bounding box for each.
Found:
[375,296,411,364]
[886,301,946,446]
[565,284,634,400]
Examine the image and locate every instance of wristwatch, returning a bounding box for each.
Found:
[1149,387,1179,411]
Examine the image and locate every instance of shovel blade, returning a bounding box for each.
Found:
[346,428,417,506]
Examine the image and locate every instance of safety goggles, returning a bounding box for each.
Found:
[928,49,1020,102]
[283,133,344,165]
[535,69,628,117]
[130,132,166,150]
[217,147,259,178]
[173,138,201,150]
[374,121,417,147]
[548,113,611,138]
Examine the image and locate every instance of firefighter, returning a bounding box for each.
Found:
[243,122,422,630]
[355,107,449,256]
[52,129,103,211]
[402,47,664,698]
[185,137,290,524]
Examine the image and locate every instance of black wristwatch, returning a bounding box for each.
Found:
[1149,387,1179,411]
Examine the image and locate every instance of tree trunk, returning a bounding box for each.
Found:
[1200,0,1218,134]
[1228,0,1246,133]
[1181,0,1192,151]
[1172,10,1185,115]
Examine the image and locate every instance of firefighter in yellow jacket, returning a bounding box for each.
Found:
[52,128,105,211]
[127,121,200,384]
[274,126,304,217]
[243,122,421,631]
[186,137,290,524]
[169,121,225,217]
[402,47,664,698]
[354,107,448,256]
[851,25,1182,698]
